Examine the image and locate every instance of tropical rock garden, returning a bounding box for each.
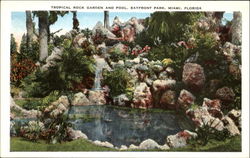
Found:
[10,11,241,151]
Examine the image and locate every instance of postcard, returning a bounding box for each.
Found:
[1,1,249,158]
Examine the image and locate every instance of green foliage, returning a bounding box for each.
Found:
[103,67,133,97]
[136,12,204,46]
[11,34,17,53]
[108,48,126,62]
[19,34,40,61]
[20,121,45,142]
[15,91,60,110]
[21,43,95,97]
[40,113,72,144]
[190,119,230,146]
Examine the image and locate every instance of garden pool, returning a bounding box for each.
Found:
[69,105,194,147]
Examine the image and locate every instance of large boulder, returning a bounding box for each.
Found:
[132,82,152,109]
[227,109,241,130]
[166,130,197,148]
[139,139,160,150]
[186,106,224,131]
[215,86,235,103]
[73,33,87,48]
[202,98,223,119]
[152,79,176,92]
[113,94,130,106]
[41,47,63,71]
[93,140,114,148]
[177,89,195,109]
[44,96,70,118]
[71,92,90,106]
[92,21,116,39]
[160,90,176,110]
[182,63,205,90]
[222,116,240,136]
[67,127,88,140]
[88,90,106,105]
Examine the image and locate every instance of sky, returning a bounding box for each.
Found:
[11,11,233,48]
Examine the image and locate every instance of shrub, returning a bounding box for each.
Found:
[11,53,37,86]
[189,118,230,146]
[108,48,126,62]
[103,67,133,97]
[20,121,45,142]
[21,44,95,97]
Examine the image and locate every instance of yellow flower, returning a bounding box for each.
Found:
[162,58,173,66]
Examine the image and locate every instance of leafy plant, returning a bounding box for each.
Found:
[21,42,95,97]
[190,118,230,146]
[20,121,45,142]
[103,67,133,97]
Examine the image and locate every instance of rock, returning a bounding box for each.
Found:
[41,47,63,71]
[72,92,90,106]
[120,145,128,150]
[208,79,221,93]
[92,21,116,39]
[139,139,159,150]
[166,67,174,74]
[202,98,223,119]
[152,79,176,92]
[88,90,106,105]
[158,71,168,80]
[229,63,241,80]
[67,127,88,140]
[145,78,153,86]
[222,42,241,62]
[166,130,197,148]
[44,96,70,118]
[160,90,176,110]
[158,144,170,150]
[93,140,114,148]
[151,64,163,73]
[111,43,129,54]
[73,33,87,48]
[177,89,195,109]
[230,12,242,45]
[227,109,241,129]
[215,87,235,103]
[132,82,152,109]
[186,106,224,131]
[10,97,41,119]
[129,144,139,150]
[182,63,205,90]
[113,94,130,106]
[222,116,240,136]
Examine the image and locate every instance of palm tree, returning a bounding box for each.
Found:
[104,11,110,29]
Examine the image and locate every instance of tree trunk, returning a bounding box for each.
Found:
[26,11,34,49]
[72,11,79,31]
[104,11,109,29]
[231,12,242,45]
[38,12,49,61]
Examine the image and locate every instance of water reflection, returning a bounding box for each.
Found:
[69,105,194,147]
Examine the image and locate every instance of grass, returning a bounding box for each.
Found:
[10,137,116,151]
[10,136,241,152]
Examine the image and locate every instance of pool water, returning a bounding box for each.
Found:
[69,105,194,147]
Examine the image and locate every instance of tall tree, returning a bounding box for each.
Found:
[26,11,34,50]
[72,11,79,31]
[33,11,68,61]
[104,11,110,29]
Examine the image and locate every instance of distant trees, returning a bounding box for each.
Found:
[10,34,17,54]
